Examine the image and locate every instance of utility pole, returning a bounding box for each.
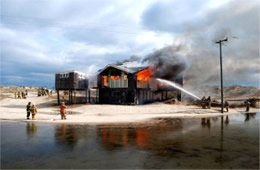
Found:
[216,37,228,113]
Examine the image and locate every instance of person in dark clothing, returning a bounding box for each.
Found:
[224,101,229,112]
[245,100,251,112]
[206,96,211,109]
[26,102,31,119]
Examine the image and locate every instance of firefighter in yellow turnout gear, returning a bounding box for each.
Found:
[30,104,38,120]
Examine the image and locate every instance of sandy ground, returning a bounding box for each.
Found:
[1,92,259,125]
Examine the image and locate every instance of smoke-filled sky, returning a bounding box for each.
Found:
[0,0,259,88]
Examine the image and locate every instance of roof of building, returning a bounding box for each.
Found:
[55,70,87,75]
[98,64,148,74]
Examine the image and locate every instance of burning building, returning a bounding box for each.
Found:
[97,64,183,104]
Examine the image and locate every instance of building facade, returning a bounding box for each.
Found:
[97,64,182,104]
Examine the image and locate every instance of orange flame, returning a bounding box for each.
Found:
[137,66,152,81]
[102,76,108,86]
[110,75,120,80]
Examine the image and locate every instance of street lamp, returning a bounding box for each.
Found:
[216,37,228,113]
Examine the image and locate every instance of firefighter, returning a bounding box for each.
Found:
[31,104,37,120]
[224,101,229,112]
[14,91,17,99]
[21,91,25,99]
[245,100,251,112]
[37,89,41,96]
[17,91,21,99]
[201,96,206,109]
[60,102,67,120]
[206,96,211,109]
[26,102,31,119]
[25,89,28,96]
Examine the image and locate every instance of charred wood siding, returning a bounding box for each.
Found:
[98,68,136,104]
[99,88,135,104]
[98,66,153,104]
[98,65,182,105]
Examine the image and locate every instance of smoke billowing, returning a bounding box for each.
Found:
[140,0,260,88]
[115,0,260,88]
[182,0,260,88]
[142,45,188,80]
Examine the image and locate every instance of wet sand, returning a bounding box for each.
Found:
[0,92,259,125]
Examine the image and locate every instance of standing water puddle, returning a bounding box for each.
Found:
[1,112,259,169]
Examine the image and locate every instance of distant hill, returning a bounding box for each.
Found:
[182,85,260,101]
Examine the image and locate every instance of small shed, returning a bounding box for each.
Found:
[55,70,88,104]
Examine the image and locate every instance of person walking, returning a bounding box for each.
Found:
[224,101,229,112]
[31,104,37,120]
[207,96,211,109]
[60,102,67,120]
[17,91,21,99]
[26,102,32,119]
[245,100,251,112]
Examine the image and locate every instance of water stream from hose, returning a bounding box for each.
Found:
[156,78,200,100]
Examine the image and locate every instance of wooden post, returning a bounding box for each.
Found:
[57,90,60,105]
[74,91,76,104]
[108,70,111,87]
[85,89,88,103]
[96,89,98,103]
[68,90,70,104]
[69,90,72,104]
[88,89,91,103]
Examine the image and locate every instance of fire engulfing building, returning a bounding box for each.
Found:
[55,70,88,104]
[97,64,183,104]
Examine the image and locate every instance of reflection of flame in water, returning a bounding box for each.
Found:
[122,130,128,145]
[156,78,200,100]
[136,129,149,148]
[98,121,187,152]
[99,128,129,150]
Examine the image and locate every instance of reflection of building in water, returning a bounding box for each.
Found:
[26,123,37,137]
[55,124,81,149]
[97,120,184,153]
[245,113,256,122]
[98,128,131,150]
[201,118,211,128]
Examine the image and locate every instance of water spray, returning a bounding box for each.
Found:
[156,78,200,100]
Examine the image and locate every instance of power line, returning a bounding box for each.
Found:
[216,37,228,113]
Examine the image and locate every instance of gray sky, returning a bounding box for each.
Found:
[0,0,259,88]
